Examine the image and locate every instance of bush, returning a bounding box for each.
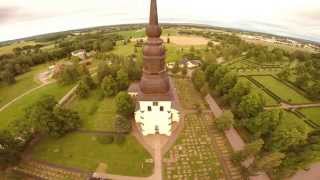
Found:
[114,134,126,145]
[97,134,114,144]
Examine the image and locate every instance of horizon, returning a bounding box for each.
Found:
[0,0,319,43]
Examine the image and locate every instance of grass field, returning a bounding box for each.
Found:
[174,78,208,110]
[282,111,314,131]
[239,77,278,106]
[252,76,311,104]
[299,107,320,126]
[68,90,116,131]
[31,132,153,176]
[0,83,75,129]
[0,41,39,55]
[0,63,52,108]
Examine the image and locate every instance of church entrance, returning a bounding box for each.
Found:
[155,125,159,134]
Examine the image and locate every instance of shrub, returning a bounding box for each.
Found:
[97,134,114,144]
[114,134,126,145]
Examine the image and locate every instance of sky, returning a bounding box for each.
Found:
[0,0,320,42]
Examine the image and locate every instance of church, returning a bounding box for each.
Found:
[128,0,180,136]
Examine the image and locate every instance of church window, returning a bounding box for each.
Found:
[148,106,152,111]
[160,106,164,111]
[153,102,158,106]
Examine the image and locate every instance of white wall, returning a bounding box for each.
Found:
[135,101,179,136]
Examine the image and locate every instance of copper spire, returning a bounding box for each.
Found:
[139,0,170,94]
[149,0,158,25]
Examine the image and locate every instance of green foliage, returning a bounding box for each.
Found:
[228,81,251,106]
[114,134,126,145]
[216,111,234,131]
[0,130,22,167]
[116,69,129,91]
[97,62,112,83]
[115,115,131,133]
[97,134,114,144]
[251,152,285,173]
[267,117,310,152]
[216,71,238,96]
[246,110,283,138]
[191,69,206,91]
[171,62,180,74]
[57,64,80,85]
[101,76,118,97]
[0,70,16,85]
[236,93,265,119]
[81,74,96,89]
[100,40,114,52]
[76,81,90,98]
[25,95,80,137]
[115,92,135,118]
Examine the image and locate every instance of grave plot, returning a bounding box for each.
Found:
[164,114,224,180]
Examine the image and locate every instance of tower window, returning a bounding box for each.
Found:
[160,106,164,111]
[148,106,152,111]
[153,102,158,106]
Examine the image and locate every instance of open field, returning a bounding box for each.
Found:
[252,76,311,104]
[0,83,75,129]
[68,90,116,131]
[239,77,278,106]
[162,36,209,46]
[30,132,153,176]
[173,78,208,110]
[299,107,320,126]
[0,64,50,108]
[282,111,314,131]
[243,39,318,53]
[0,41,39,55]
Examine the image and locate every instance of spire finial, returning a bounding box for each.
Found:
[149,0,158,25]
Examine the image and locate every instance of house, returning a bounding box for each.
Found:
[71,49,87,60]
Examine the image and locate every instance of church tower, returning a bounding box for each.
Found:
[128,0,180,136]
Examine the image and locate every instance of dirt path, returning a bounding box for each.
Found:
[265,102,320,110]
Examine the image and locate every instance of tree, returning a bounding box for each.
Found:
[250,152,285,172]
[228,81,251,106]
[205,64,219,82]
[236,93,265,119]
[268,117,310,152]
[77,64,90,76]
[100,40,114,52]
[0,70,16,85]
[101,76,118,97]
[25,95,57,131]
[114,115,131,133]
[277,69,290,80]
[191,69,206,91]
[246,110,283,138]
[25,95,80,137]
[167,37,170,44]
[97,62,111,83]
[76,81,90,98]
[242,139,264,159]
[171,62,180,74]
[181,64,188,77]
[57,65,79,85]
[212,66,229,90]
[81,74,96,89]
[0,130,22,167]
[216,111,234,131]
[216,71,238,96]
[115,92,135,118]
[51,107,81,137]
[116,69,129,91]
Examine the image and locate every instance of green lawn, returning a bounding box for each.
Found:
[252,76,311,104]
[0,83,74,129]
[0,64,50,108]
[299,107,320,126]
[30,132,153,176]
[68,90,116,131]
[116,29,145,39]
[239,77,278,106]
[174,78,208,110]
[111,42,137,56]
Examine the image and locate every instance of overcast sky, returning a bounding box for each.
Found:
[0,0,320,42]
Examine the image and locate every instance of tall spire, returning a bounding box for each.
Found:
[149,0,158,25]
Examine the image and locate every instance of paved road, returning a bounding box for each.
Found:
[265,102,320,110]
